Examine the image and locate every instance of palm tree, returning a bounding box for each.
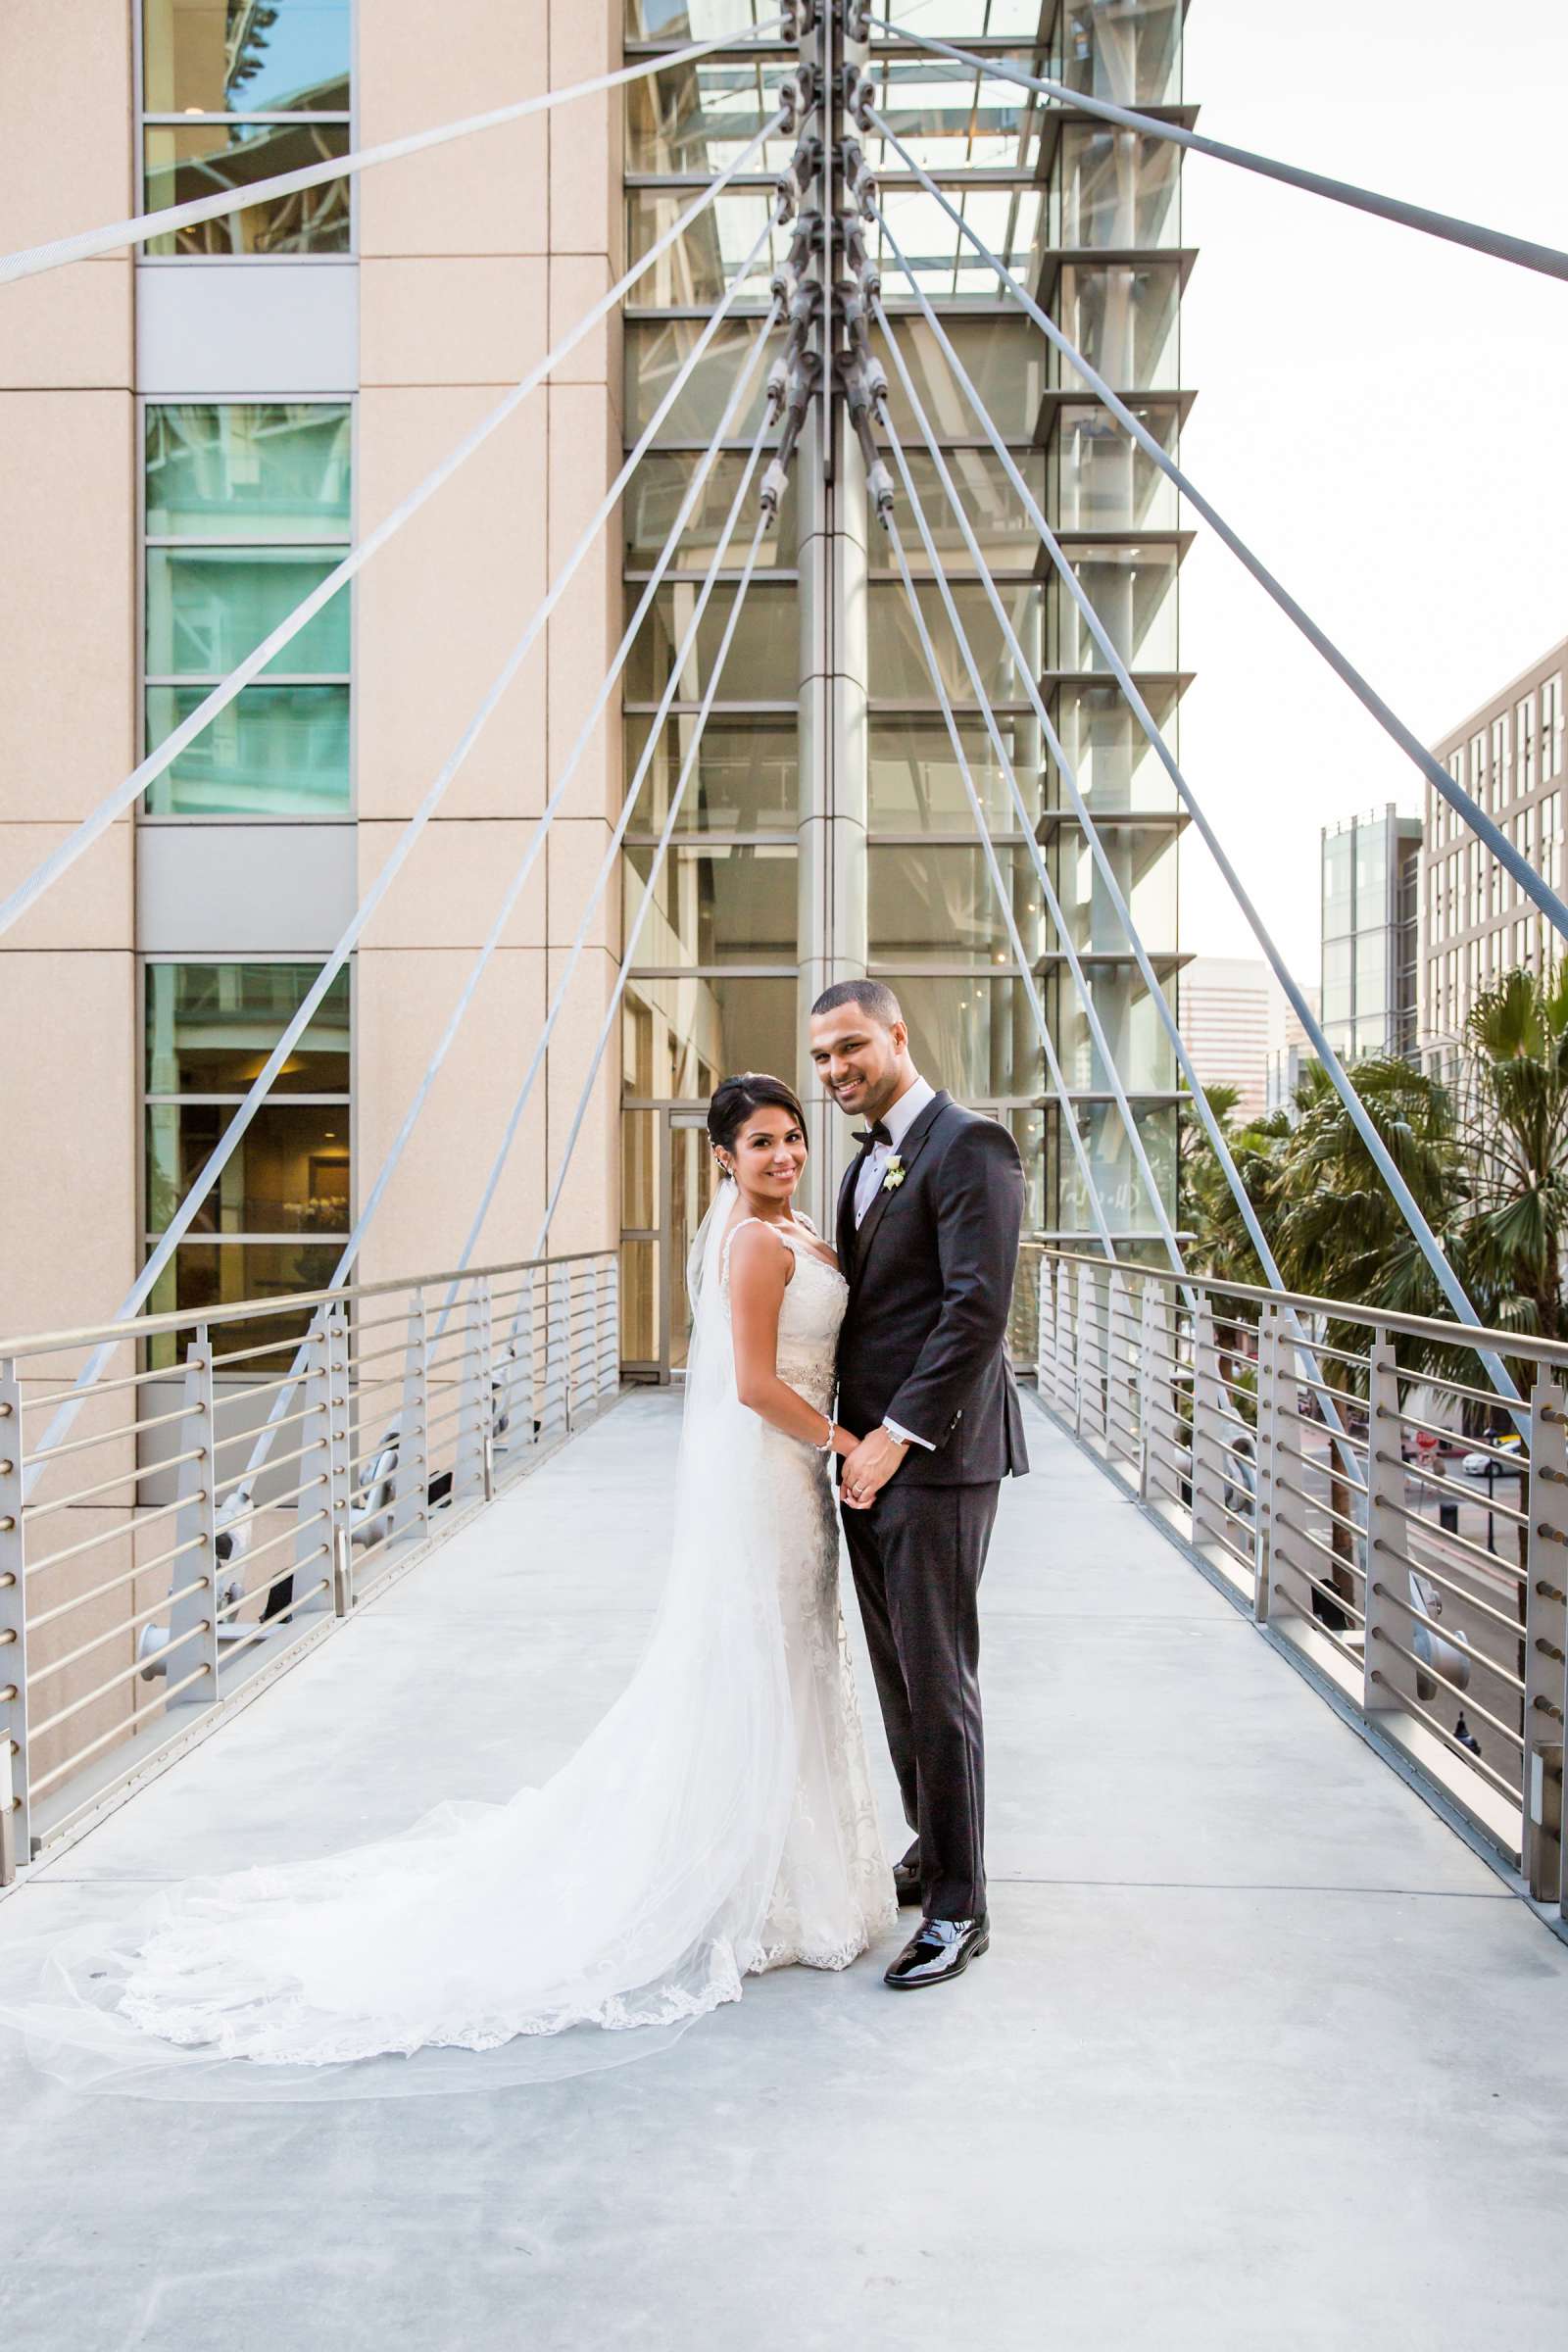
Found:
[1458,964,1568,1347]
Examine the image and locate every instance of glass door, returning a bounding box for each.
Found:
[662,1109,720,1380]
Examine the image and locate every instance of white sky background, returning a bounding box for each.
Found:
[1177,0,1568,981]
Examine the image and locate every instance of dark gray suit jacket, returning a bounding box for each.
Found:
[834,1090,1029,1488]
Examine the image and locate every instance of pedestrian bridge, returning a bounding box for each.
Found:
[6,1384,1568,2351]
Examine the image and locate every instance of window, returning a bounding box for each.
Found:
[144,403,352,814]
[1518,697,1536,792]
[1471,731,1488,809]
[144,960,352,1364]
[1544,677,1563,783]
[141,0,353,257]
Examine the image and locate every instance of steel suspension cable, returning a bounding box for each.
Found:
[864,190,1524,1421]
[879,400,1191,1288]
[874,24,1568,284]
[867,111,1568,953]
[0,110,787,948]
[446,401,782,1318]
[877,507,1121,1264]
[231,308,786,1482]
[26,287,787,1489]
[533,506,775,1258]
[0,22,787,285]
[870,276,1360,1466]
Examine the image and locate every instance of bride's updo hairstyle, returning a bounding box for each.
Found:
[707,1072,808,1174]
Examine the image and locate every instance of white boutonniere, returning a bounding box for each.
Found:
[881,1153,906,1193]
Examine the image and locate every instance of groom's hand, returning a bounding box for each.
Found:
[842,1427,907,1509]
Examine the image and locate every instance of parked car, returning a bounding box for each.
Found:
[1459,1433,1525,1478]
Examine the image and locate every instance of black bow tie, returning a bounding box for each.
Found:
[853,1121,892,1149]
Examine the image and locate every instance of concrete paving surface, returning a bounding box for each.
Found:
[4,1388,1568,2351]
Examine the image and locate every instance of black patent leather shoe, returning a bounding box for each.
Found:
[883,1913,989,1989]
[892,1860,923,1908]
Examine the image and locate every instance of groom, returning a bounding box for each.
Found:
[809,980,1028,1990]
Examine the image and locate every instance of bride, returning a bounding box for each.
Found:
[0,1071,894,2089]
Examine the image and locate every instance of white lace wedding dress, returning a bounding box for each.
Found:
[0,1190,893,2096]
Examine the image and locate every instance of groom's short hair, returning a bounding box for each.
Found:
[810,978,904,1030]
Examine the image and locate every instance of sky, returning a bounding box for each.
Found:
[1176,0,1568,981]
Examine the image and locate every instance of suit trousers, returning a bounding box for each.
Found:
[842,1478,1000,1921]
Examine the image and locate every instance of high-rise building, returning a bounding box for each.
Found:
[1421,633,1566,1046]
[1179,956,1270,1119]
[3,0,1192,1391]
[1320,805,1422,1066]
[1264,982,1319,1117]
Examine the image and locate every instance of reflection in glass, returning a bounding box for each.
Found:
[144,1244,347,1367]
[145,684,350,815]
[625,452,796,567]
[621,1108,657,1227]
[881,975,1043,1098]
[142,0,351,113]
[1047,823,1178,952]
[145,548,350,676]
[145,962,351,1094]
[627,584,796,703]
[1048,545,1179,673]
[619,1238,658,1364]
[144,122,352,256]
[1058,1,1182,107]
[1050,264,1181,391]
[145,404,351,539]
[625,843,798,965]
[1044,964,1177,1093]
[625,190,788,308]
[627,717,798,832]
[872,316,1044,440]
[146,1102,351,1234]
[626,63,795,173]
[870,715,1044,833]
[1051,128,1181,250]
[857,55,1051,173]
[870,845,1045,964]
[624,976,800,1099]
[625,318,773,442]
[871,182,1042,301]
[865,449,1045,574]
[1049,401,1179,529]
[868,580,1042,705]
[1045,1101,1177,1234]
[1050,684,1179,813]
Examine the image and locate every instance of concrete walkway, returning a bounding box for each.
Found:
[6,1390,1568,2350]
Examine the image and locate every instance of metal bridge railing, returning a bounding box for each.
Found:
[1034,1248,1568,1924]
[0,1250,620,1886]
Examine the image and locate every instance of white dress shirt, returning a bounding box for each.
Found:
[851,1073,937,1450]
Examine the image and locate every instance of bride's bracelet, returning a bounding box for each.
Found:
[816,1411,836,1455]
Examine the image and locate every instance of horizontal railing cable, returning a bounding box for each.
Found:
[533,506,776,1258]
[877,395,1192,1294]
[861,228,1360,1474]
[446,395,783,1316]
[0,111,786,950]
[860,159,1526,1428]
[874,25,1568,285]
[0,22,785,285]
[867,110,1568,954]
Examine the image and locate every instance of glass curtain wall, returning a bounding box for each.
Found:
[619,0,1188,1362]
[143,961,352,1364]
[140,0,354,257]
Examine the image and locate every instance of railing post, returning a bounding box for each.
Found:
[1053,1260,1076,1420]
[166,1327,220,1710]
[1524,1370,1567,1904]
[0,1356,27,1884]
[454,1276,494,1506]
[389,1289,431,1550]
[1074,1260,1098,1443]
[513,1266,538,1446]
[327,1304,354,1612]
[544,1261,569,1439]
[1106,1268,1135,1468]
[1251,1303,1285,1624]
[1189,1299,1227,1550]
[1362,1325,1403,1718]
[1036,1253,1054,1394]
[292,1305,336,1618]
